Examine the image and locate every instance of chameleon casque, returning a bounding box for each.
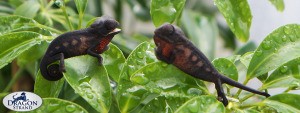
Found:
[153,24,270,106]
[40,16,121,81]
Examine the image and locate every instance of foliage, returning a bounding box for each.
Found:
[0,0,299,113]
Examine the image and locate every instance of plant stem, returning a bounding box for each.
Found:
[284,87,292,92]
[234,78,250,98]
[238,103,262,109]
[61,5,73,30]
[240,93,255,102]
[78,13,83,29]
[3,68,24,92]
[35,23,63,34]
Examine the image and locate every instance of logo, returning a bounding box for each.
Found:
[2,91,42,111]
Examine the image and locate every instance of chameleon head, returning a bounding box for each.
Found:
[153,23,187,46]
[90,15,121,36]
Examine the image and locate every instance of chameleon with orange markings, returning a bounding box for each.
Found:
[153,24,270,106]
[40,16,121,81]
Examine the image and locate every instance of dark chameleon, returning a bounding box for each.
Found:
[40,16,121,81]
[153,24,270,106]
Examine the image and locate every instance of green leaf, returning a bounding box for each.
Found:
[117,42,157,112]
[14,0,40,18]
[128,62,208,112]
[214,0,252,42]
[0,16,36,35]
[212,58,238,81]
[269,0,285,12]
[150,0,186,27]
[175,96,225,113]
[74,0,87,15]
[102,44,126,82]
[264,93,300,113]
[247,24,300,79]
[17,41,48,67]
[181,10,218,60]
[262,58,300,89]
[0,32,43,69]
[139,96,184,113]
[34,70,65,98]
[240,52,253,68]
[25,98,88,113]
[64,55,111,113]
[226,55,240,63]
[118,42,157,81]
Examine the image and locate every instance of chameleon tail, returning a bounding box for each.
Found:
[40,58,63,81]
[220,75,270,97]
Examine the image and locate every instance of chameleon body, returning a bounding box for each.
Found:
[153,24,270,106]
[40,16,121,81]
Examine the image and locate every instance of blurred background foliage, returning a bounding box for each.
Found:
[0,0,286,112]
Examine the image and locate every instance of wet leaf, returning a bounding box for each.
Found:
[64,55,111,113]
[175,96,225,113]
[214,0,252,42]
[212,58,238,81]
[34,70,64,98]
[0,32,43,69]
[128,62,208,113]
[150,0,186,27]
[117,42,157,112]
[269,0,285,12]
[264,93,300,113]
[25,98,88,113]
[262,58,300,89]
[247,24,300,79]
[0,16,37,35]
[102,44,126,82]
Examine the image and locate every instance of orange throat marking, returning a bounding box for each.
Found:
[155,37,173,57]
[96,36,113,52]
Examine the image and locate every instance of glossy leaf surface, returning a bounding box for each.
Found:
[214,0,252,42]
[247,24,300,78]
[150,0,186,27]
[64,55,111,113]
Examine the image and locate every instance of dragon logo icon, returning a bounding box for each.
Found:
[2,91,42,111]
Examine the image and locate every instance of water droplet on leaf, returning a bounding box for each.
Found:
[188,101,199,113]
[187,88,202,96]
[47,104,59,112]
[280,66,288,73]
[156,78,177,89]
[284,26,292,34]
[131,73,149,85]
[54,0,63,7]
[262,41,272,50]
[65,105,76,112]
[87,93,94,99]
[136,52,144,58]
[289,35,296,42]
[282,35,287,42]
[256,50,262,56]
